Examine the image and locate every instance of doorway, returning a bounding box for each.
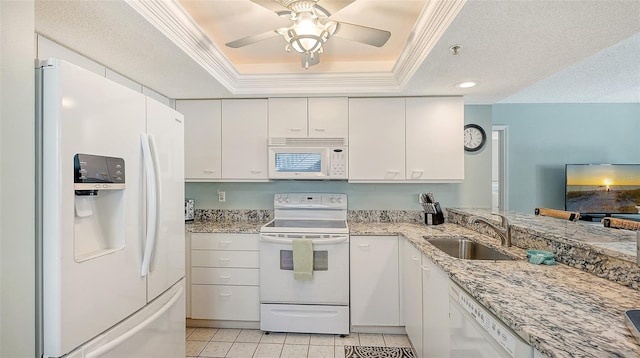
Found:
[492,126,508,212]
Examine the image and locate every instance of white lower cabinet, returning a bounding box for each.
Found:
[191,285,259,321]
[401,238,450,358]
[421,253,450,357]
[350,236,400,328]
[402,240,423,356]
[189,233,260,322]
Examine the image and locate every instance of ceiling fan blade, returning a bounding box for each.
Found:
[334,22,391,47]
[226,30,279,48]
[316,0,355,15]
[250,0,289,13]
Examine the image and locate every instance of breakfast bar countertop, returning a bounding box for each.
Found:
[349,220,640,358]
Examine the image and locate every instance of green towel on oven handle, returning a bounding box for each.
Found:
[293,239,313,281]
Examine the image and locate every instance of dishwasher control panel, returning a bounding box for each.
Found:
[453,286,519,356]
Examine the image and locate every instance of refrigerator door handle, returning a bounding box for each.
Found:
[147,134,162,273]
[84,286,184,358]
[140,133,157,277]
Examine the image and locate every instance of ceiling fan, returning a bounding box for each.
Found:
[225,0,391,69]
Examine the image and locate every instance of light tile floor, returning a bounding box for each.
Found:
[186,327,413,358]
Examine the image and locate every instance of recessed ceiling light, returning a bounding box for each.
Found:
[455,81,477,89]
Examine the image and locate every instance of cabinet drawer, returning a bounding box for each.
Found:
[191,285,260,321]
[192,250,259,268]
[191,267,259,285]
[191,233,260,251]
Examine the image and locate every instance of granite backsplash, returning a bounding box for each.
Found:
[194,209,427,224]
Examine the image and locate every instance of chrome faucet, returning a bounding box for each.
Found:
[468,213,512,247]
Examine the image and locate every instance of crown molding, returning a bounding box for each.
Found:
[395,0,467,87]
[126,0,466,95]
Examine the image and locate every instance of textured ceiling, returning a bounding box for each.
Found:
[34,0,640,103]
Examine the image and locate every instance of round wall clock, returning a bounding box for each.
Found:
[463,124,486,152]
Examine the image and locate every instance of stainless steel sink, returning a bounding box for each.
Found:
[424,237,516,261]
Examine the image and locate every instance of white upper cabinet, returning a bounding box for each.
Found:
[307,97,348,139]
[406,97,464,182]
[349,97,463,183]
[268,97,348,139]
[268,98,308,138]
[221,99,269,181]
[348,98,406,182]
[179,96,461,183]
[175,100,222,181]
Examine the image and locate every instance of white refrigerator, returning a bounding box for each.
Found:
[36,59,186,358]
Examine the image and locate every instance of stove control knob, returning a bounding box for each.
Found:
[330,197,336,203]
[335,196,343,203]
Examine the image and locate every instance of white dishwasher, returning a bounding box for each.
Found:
[449,283,533,358]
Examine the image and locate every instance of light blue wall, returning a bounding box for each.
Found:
[493,103,640,213]
[185,105,493,210]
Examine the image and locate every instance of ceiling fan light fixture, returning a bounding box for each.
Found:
[279,13,336,55]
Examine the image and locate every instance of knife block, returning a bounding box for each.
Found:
[425,202,445,225]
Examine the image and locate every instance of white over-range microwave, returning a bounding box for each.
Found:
[267,137,348,180]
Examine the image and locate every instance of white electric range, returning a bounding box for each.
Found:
[259,193,349,335]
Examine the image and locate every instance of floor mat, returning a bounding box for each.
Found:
[344,346,416,358]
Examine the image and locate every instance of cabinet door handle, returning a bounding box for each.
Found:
[411,170,424,178]
[421,264,431,271]
[219,293,232,297]
[203,169,216,174]
[313,128,325,132]
[250,170,262,174]
[358,243,370,248]
[385,170,400,179]
[411,256,419,261]
[219,240,232,246]
[290,128,302,132]
[219,275,231,279]
[219,258,231,262]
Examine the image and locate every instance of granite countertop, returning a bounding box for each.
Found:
[350,221,640,358]
[448,208,639,259]
[186,220,262,234]
[186,217,640,357]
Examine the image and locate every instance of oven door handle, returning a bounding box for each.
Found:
[259,233,348,245]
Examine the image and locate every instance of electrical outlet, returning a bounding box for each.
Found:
[218,191,226,202]
[418,194,424,204]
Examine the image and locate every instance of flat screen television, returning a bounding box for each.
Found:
[565,164,640,219]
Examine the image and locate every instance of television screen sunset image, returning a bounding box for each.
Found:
[566,165,640,214]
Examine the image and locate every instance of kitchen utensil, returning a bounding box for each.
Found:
[185,198,195,222]
[427,192,435,203]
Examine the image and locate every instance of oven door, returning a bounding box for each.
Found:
[259,232,349,305]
